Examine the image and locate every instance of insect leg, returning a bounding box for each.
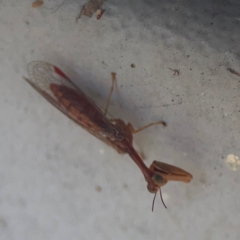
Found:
[104,72,116,116]
[126,121,167,134]
[109,118,166,135]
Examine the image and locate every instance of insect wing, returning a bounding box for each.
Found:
[24,61,86,122]
[25,61,103,129]
[24,61,124,144]
[26,61,78,94]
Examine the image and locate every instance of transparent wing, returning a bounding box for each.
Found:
[26,61,82,99]
[24,61,108,122]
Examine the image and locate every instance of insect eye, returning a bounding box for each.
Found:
[152,174,167,187]
[152,173,164,183]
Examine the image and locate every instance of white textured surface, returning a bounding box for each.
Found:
[0,0,240,239]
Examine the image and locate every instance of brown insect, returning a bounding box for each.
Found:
[23,61,192,210]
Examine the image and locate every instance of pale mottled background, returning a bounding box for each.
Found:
[0,0,240,239]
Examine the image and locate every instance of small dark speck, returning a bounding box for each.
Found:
[120,85,123,87]
[190,68,192,71]
[123,183,128,189]
[95,185,102,192]
[212,106,214,108]
[187,55,190,58]
[131,85,133,87]
[25,21,29,25]
[131,63,136,68]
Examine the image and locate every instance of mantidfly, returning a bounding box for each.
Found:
[23,61,193,210]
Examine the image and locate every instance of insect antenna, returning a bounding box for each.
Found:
[152,189,167,211]
[159,188,167,209]
[152,192,157,212]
